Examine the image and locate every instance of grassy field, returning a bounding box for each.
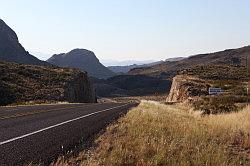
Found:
[52,101,250,166]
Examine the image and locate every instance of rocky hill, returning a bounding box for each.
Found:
[129,46,250,78]
[0,19,49,66]
[167,64,249,102]
[166,65,249,113]
[47,49,115,79]
[0,61,96,106]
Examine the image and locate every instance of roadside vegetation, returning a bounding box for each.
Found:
[193,95,249,114]
[52,101,250,166]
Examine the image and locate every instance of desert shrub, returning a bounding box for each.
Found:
[0,83,18,105]
[219,95,250,103]
[211,80,247,95]
[187,65,249,80]
[193,96,238,114]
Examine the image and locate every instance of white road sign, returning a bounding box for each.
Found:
[209,87,223,95]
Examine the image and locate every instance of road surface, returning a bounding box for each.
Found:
[0,102,137,165]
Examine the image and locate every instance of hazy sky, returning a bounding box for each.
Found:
[1,0,250,61]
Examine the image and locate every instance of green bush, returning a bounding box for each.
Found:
[0,83,18,105]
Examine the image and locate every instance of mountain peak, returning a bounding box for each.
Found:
[70,48,93,53]
[47,49,115,79]
[66,48,96,58]
[0,18,49,66]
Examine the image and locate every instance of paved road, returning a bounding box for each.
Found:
[0,102,137,166]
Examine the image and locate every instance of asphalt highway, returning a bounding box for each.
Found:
[0,102,137,165]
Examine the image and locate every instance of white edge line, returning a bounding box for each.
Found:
[0,103,130,146]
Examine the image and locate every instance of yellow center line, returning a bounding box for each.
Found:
[0,103,102,120]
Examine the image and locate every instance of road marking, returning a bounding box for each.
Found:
[0,104,101,120]
[0,103,130,146]
[5,109,19,112]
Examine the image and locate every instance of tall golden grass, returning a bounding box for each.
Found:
[52,101,250,166]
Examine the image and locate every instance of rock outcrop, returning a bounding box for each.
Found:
[47,49,115,79]
[0,19,49,66]
[166,75,209,103]
[65,72,96,103]
[0,61,96,106]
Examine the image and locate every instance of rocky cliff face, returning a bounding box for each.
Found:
[65,72,96,103]
[0,61,96,105]
[166,75,209,103]
[47,49,115,79]
[0,19,49,66]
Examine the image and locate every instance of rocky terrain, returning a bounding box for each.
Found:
[166,64,249,113]
[0,19,49,66]
[47,49,115,79]
[166,75,209,103]
[0,61,96,106]
[129,46,250,78]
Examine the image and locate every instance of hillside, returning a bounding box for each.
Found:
[108,64,140,74]
[108,61,163,74]
[129,46,250,78]
[0,61,96,106]
[0,19,49,66]
[108,58,185,74]
[47,49,115,79]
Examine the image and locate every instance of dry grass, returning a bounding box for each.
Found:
[110,94,168,103]
[52,102,250,166]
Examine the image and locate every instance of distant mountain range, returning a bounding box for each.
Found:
[100,59,157,67]
[108,57,186,74]
[129,46,250,78]
[0,19,49,66]
[108,61,164,73]
[47,49,115,79]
